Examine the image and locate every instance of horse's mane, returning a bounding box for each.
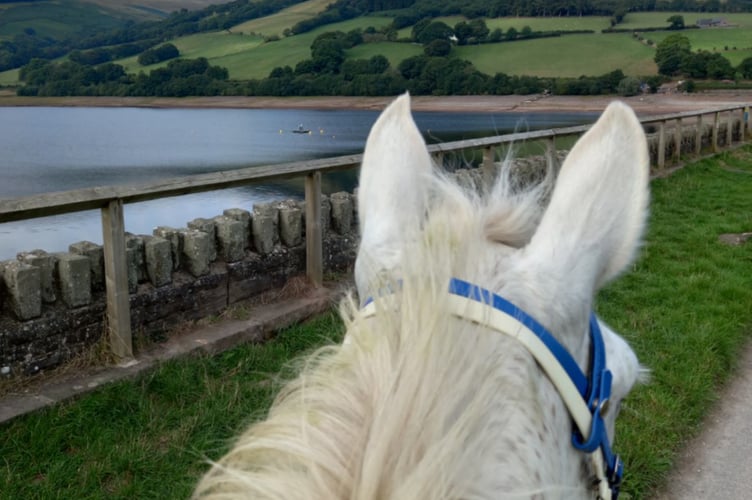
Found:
[194,162,558,499]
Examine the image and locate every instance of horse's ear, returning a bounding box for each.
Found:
[355,93,434,298]
[523,101,649,293]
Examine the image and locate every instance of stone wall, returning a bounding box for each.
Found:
[0,195,358,377]
[0,121,742,379]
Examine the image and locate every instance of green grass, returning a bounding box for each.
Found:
[0,66,19,86]
[224,16,393,80]
[649,28,752,66]
[598,146,752,497]
[484,15,612,32]
[115,31,266,75]
[0,311,345,498]
[112,16,393,80]
[621,11,752,29]
[231,0,337,37]
[396,15,613,39]
[346,41,423,68]
[455,33,657,77]
[2,146,751,498]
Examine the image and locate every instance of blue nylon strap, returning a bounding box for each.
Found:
[447,278,622,498]
[364,278,622,498]
[448,278,589,397]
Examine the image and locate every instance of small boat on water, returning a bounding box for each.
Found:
[292,123,311,134]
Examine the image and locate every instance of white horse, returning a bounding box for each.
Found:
[194,93,649,499]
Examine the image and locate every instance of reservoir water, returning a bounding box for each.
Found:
[0,106,597,259]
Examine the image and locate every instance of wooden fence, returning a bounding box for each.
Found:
[1,104,749,362]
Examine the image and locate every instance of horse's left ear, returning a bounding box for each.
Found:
[355,93,434,298]
[522,101,649,293]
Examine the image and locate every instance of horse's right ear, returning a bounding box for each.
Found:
[355,93,434,298]
[522,101,650,295]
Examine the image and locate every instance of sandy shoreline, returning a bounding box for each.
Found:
[0,91,750,115]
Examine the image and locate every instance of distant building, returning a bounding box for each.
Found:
[696,18,730,28]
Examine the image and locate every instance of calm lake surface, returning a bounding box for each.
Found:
[0,106,597,259]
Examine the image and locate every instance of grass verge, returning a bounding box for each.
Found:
[1,147,751,498]
[0,311,345,498]
[600,145,752,497]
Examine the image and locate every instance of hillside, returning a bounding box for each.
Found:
[2,0,752,95]
[81,9,752,80]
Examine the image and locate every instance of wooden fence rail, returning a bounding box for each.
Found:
[0,104,749,362]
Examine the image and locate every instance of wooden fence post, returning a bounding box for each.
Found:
[674,117,682,163]
[101,199,133,362]
[545,137,556,172]
[726,111,733,146]
[658,120,666,169]
[695,114,703,156]
[305,171,323,287]
[712,111,720,152]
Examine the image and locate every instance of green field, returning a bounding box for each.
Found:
[455,33,658,77]
[649,28,752,66]
[346,42,423,68]
[397,15,612,39]
[114,16,395,80]
[220,17,393,79]
[621,11,752,29]
[0,66,19,86]
[5,8,752,85]
[115,32,266,75]
[232,0,334,37]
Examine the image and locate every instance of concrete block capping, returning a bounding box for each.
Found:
[0,194,359,378]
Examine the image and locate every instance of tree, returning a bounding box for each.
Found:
[506,27,518,41]
[655,34,691,75]
[617,76,642,96]
[667,15,685,30]
[398,55,430,80]
[415,21,453,45]
[705,53,734,79]
[138,43,179,66]
[424,39,451,57]
[453,21,473,45]
[311,37,345,73]
[368,54,390,74]
[468,19,489,41]
[738,57,752,79]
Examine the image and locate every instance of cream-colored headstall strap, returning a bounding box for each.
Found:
[360,292,613,500]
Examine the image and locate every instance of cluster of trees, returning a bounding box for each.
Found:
[250,57,653,97]
[655,34,752,80]
[17,57,232,97]
[68,40,157,66]
[0,29,69,72]
[137,43,180,66]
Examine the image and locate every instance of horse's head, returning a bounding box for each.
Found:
[354,93,649,496]
[195,94,649,500]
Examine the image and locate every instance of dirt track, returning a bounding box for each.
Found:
[1,90,750,115]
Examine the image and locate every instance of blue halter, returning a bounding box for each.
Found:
[364,278,623,498]
[447,278,623,498]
